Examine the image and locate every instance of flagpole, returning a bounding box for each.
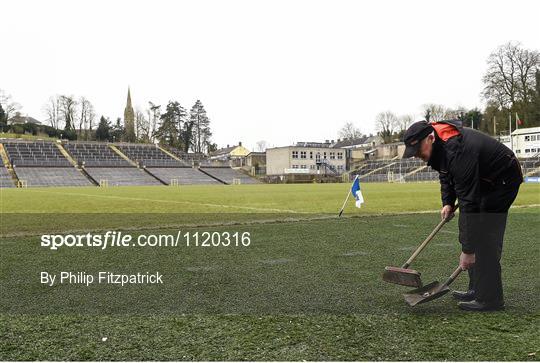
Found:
[509,112,513,152]
[338,174,358,217]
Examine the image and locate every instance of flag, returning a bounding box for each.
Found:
[516,113,523,127]
[351,177,364,208]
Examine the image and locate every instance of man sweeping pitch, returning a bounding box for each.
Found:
[402,120,523,311]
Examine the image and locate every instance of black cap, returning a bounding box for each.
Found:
[402,121,434,158]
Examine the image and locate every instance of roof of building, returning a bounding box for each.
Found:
[211,145,237,156]
[331,136,368,148]
[332,135,383,148]
[8,114,42,125]
[294,141,332,148]
[511,126,540,135]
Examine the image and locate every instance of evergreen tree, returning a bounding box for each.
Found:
[0,103,7,132]
[458,108,483,129]
[95,116,111,141]
[110,117,125,142]
[189,100,212,153]
[532,69,540,126]
[154,101,186,149]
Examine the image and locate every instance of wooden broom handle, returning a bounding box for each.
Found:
[443,266,463,286]
[402,217,448,268]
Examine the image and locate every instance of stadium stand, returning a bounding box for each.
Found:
[64,142,131,167]
[2,140,538,187]
[13,167,92,187]
[3,141,93,187]
[4,141,71,167]
[80,167,161,186]
[164,146,212,166]
[63,142,161,186]
[0,157,15,188]
[200,166,260,184]
[146,167,220,185]
[353,159,438,182]
[521,157,540,176]
[116,144,190,167]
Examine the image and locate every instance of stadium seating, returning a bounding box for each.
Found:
[117,144,190,167]
[83,167,161,186]
[521,158,540,176]
[2,141,93,187]
[64,142,131,167]
[14,167,93,187]
[4,141,71,167]
[200,167,260,184]
[0,157,15,188]
[164,146,209,166]
[63,142,161,186]
[353,159,438,183]
[146,167,220,185]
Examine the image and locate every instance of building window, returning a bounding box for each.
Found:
[525,136,530,141]
[309,151,313,159]
[323,152,327,159]
[516,150,521,154]
[337,152,343,160]
[300,151,307,159]
[330,152,335,159]
[525,149,531,153]
[292,151,298,159]
[300,165,307,169]
[532,135,537,141]
[292,164,298,169]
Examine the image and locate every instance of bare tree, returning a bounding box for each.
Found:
[59,95,78,131]
[483,42,540,109]
[43,95,61,128]
[255,140,268,152]
[147,101,161,142]
[0,90,22,122]
[78,97,95,139]
[375,111,398,143]
[338,122,362,140]
[422,103,448,122]
[135,109,150,142]
[397,114,414,133]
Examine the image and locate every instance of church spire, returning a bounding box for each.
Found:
[126,86,132,108]
[123,86,136,142]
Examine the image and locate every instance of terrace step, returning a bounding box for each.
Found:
[0,143,19,187]
[109,145,138,167]
[404,165,428,178]
[359,161,397,179]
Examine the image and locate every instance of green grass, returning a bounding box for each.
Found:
[1,183,539,360]
[0,132,57,141]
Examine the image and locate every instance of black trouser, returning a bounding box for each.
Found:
[465,180,521,303]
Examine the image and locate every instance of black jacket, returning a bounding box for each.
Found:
[427,120,523,253]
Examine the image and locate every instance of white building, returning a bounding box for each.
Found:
[500,127,540,158]
[266,142,346,176]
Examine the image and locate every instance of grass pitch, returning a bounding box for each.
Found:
[0,183,539,360]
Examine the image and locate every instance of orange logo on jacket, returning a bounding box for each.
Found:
[430,122,460,142]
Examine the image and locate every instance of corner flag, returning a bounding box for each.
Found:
[338,175,364,217]
[351,177,364,208]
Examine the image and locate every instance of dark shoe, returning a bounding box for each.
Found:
[452,289,475,301]
[458,299,505,311]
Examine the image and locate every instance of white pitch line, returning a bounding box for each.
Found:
[21,189,304,214]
